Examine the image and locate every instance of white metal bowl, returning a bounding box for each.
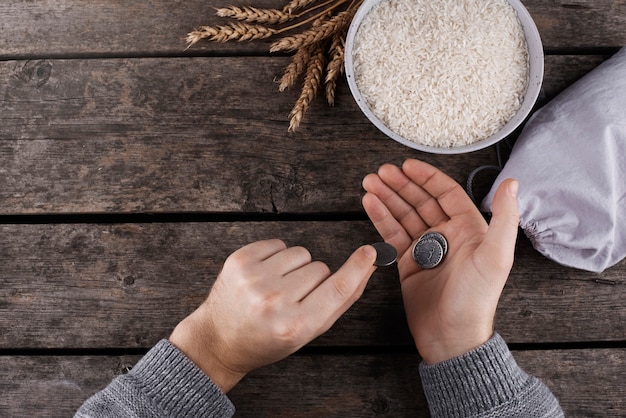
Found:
[344,0,544,154]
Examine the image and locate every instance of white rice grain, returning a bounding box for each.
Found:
[352,0,529,147]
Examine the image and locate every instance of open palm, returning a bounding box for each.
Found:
[362,159,520,363]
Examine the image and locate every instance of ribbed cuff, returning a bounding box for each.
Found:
[130,339,236,418]
[419,333,532,418]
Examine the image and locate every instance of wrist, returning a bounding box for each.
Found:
[417,329,493,364]
[169,312,245,393]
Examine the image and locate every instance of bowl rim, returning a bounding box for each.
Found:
[344,0,545,154]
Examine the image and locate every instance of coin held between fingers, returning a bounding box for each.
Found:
[371,242,397,267]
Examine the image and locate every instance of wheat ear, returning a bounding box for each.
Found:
[216,6,292,24]
[289,43,326,132]
[186,23,277,45]
[278,46,313,92]
[282,0,319,15]
[278,11,329,92]
[324,30,345,105]
[270,9,353,52]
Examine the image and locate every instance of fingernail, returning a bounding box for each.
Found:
[508,179,519,197]
[363,245,377,260]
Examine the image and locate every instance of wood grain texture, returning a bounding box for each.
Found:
[0,1,624,59]
[1,1,624,416]
[0,354,140,418]
[526,0,626,50]
[1,222,624,349]
[0,55,609,215]
[1,349,624,417]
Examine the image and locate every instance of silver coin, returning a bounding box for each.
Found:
[412,238,444,269]
[371,242,397,267]
[418,232,448,256]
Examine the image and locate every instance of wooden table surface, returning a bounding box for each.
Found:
[1,1,625,416]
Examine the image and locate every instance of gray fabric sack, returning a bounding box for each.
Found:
[482,47,626,273]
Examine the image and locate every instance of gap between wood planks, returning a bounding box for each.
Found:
[1,340,625,357]
[0,212,368,224]
[0,47,620,63]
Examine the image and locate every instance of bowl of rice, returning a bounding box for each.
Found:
[345,0,543,154]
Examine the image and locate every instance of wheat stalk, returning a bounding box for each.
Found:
[186,0,343,48]
[187,23,277,45]
[289,43,326,132]
[284,0,347,18]
[216,6,292,24]
[186,0,361,130]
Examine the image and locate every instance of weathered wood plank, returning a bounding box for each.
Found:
[526,0,626,50]
[0,0,262,58]
[1,222,624,349]
[500,237,626,344]
[1,348,624,417]
[233,348,626,418]
[516,348,626,418]
[0,354,140,418]
[0,1,624,59]
[0,55,608,215]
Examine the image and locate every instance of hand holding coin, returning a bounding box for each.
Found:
[362,159,520,364]
[170,240,377,392]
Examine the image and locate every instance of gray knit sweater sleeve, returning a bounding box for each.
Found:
[75,339,235,418]
[419,333,563,417]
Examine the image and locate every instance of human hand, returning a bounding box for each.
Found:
[362,159,519,364]
[169,239,377,392]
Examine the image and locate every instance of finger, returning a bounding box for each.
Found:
[285,260,332,302]
[301,245,377,336]
[231,239,287,263]
[264,245,313,276]
[362,192,413,253]
[363,169,429,238]
[476,179,520,277]
[378,163,449,229]
[401,159,478,221]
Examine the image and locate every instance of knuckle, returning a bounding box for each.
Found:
[226,249,251,270]
[310,261,331,278]
[250,289,282,314]
[505,212,521,228]
[273,319,306,347]
[330,277,355,302]
[291,246,312,263]
[270,239,288,251]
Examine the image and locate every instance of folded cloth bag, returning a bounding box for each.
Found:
[482,47,626,273]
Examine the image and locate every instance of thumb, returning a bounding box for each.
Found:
[478,179,520,271]
[326,245,377,307]
[304,245,377,335]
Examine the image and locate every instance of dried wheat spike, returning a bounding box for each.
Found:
[278,11,328,92]
[187,23,277,45]
[289,43,326,132]
[279,46,313,92]
[270,9,353,52]
[282,0,318,15]
[324,31,345,105]
[216,6,292,24]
